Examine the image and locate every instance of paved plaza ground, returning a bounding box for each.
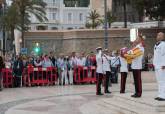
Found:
[0,72,165,114]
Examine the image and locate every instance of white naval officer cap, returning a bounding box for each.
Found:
[103,48,108,52]
[96,47,102,51]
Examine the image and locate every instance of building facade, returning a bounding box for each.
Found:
[30,0,90,30]
[90,0,112,16]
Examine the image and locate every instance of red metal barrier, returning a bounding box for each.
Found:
[83,66,96,83]
[2,68,13,88]
[74,66,84,84]
[25,67,57,86]
[74,66,96,84]
[49,67,57,85]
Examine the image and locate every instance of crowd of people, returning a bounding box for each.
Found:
[0,50,122,90]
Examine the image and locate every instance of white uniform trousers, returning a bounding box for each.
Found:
[61,70,68,85]
[155,69,165,98]
[68,70,73,84]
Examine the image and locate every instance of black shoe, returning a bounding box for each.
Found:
[131,94,141,98]
[105,91,111,94]
[157,98,165,101]
[96,93,104,96]
[120,91,125,94]
[155,97,160,100]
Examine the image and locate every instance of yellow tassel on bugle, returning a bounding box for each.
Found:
[124,47,143,64]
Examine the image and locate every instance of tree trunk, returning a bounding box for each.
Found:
[21,12,25,48]
[108,22,111,28]
[123,0,127,28]
[92,19,95,29]
[11,27,16,55]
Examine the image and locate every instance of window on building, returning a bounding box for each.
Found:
[52,0,56,5]
[51,27,58,30]
[49,13,52,20]
[67,27,73,30]
[37,26,48,30]
[52,13,56,20]
[79,13,83,21]
[68,13,72,22]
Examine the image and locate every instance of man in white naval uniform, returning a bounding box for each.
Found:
[102,49,111,93]
[119,48,128,93]
[131,36,145,98]
[96,47,104,95]
[153,32,165,101]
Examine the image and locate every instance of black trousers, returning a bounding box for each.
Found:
[120,72,127,93]
[96,73,103,94]
[111,67,118,83]
[132,69,142,96]
[14,76,21,87]
[104,71,111,92]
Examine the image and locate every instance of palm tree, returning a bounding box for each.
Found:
[12,0,47,48]
[87,10,101,29]
[0,0,7,55]
[107,10,116,28]
[0,3,19,52]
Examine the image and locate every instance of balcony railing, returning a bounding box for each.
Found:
[111,21,165,28]
[46,3,60,8]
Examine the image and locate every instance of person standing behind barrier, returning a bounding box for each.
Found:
[76,54,85,81]
[71,52,77,67]
[102,49,111,94]
[153,32,165,101]
[34,56,42,67]
[110,51,120,83]
[85,55,91,67]
[13,56,23,87]
[42,55,53,68]
[90,51,97,66]
[67,56,73,85]
[61,57,68,85]
[81,53,86,66]
[96,47,104,95]
[49,51,56,67]
[57,54,64,85]
[0,56,5,91]
[119,48,128,94]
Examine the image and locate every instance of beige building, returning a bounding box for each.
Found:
[90,0,112,16]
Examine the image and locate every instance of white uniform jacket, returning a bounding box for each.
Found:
[119,56,128,73]
[153,41,165,70]
[131,43,145,70]
[102,54,111,72]
[96,51,103,74]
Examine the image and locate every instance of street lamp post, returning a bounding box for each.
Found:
[2,1,6,56]
[104,0,108,49]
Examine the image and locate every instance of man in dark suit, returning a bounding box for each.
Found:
[13,56,23,87]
